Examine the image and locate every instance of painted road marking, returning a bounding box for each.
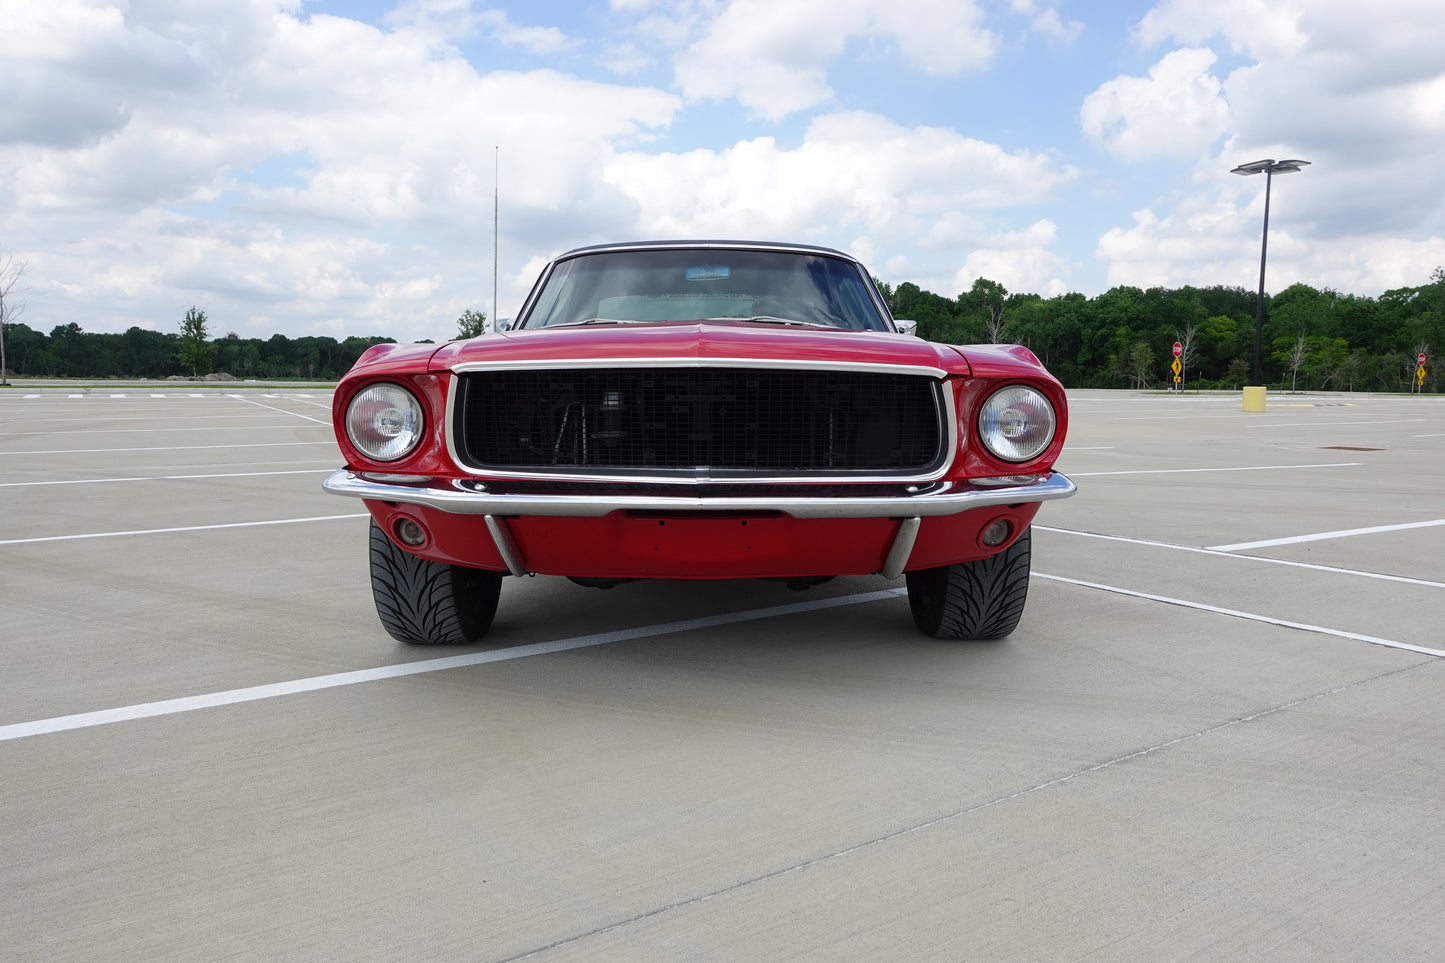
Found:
[1036,574,1443,659]
[1244,419,1426,428]
[1036,526,1445,590]
[0,469,334,488]
[0,589,910,742]
[1209,518,1445,551]
[0,424,330,435]
[0,442,333,456]
[1066,462,1359,478]
[227,393,330,425]
[3,573,1436,745]
[0,514,369,546]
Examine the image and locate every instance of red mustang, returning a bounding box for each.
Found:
[325,241,1073,644]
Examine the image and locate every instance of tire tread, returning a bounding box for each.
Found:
[907,527,1032,640]
[368,521,501,645]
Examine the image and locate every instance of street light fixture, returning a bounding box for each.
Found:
[1231,158,1310,397]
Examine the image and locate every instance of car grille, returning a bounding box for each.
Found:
[454,367,946,477]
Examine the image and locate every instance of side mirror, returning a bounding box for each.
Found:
[893,319,918,336]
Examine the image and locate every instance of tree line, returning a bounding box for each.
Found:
[2,269,1441,390]
[880,268,1443,392]
[0,320,399,382]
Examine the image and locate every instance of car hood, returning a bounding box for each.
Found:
[428,322,981,377]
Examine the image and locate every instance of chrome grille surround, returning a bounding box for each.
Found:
[445,358,955,486]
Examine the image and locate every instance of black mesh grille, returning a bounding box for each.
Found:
[456,367,945,476]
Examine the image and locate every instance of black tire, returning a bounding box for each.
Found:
[368,520,502,645]
[905,527,1031,640]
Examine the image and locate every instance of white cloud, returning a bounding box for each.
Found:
[1096,199,1257,291]
[1095,193,1445,298]
[1081,47,1230,160]
[383,0,577,54]
[1085,1,1445,297]
[474,10,577,55]
[0,0,681,341]
[1134,0,1308,60]
[602,110,1076,244]
[953,220,1072,297]
[1009,0,1083,43]
[5,0,1443,346]
[675,0,996,119]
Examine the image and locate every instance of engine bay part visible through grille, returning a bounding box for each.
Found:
[455,367,946,478]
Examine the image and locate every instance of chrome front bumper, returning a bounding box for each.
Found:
[324,469,1074,580]
[322,469,1075,519]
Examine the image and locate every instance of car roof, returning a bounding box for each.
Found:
[554,239,862,264]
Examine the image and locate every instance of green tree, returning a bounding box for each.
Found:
[121,326,178,378]
[894,282,967,343]
[959,278,1008,342]
[49,323,97,376]
[177,306,215,377]
[457,308,488,339]
[1,321,41,376]
[0,252,26,384]
[1225,357,1250,388]
[1198,314,1242,374]
[1127,340,1155,389]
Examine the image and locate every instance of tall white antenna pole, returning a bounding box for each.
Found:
[492,145,499,334]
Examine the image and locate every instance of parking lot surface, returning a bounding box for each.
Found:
[2,385,1441,961]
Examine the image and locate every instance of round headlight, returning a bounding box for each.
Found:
[345,383,424,462]
[977,385,1056,463]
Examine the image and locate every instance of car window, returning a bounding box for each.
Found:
[520,249,889,331]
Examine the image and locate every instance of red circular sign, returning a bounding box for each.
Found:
[1173,342,1183,358]
[1420,353,1428,364]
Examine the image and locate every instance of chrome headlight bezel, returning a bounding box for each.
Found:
[976,385,1057,463]
[345,383,425,463]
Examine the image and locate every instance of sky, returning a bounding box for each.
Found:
[3,0,1444,344]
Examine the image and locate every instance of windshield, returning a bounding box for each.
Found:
[518,248,890,331]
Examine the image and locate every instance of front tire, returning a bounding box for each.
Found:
[368,520,502,645]
[905,527,1031,640]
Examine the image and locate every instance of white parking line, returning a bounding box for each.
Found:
[0,424,330,435]
[7,413,318,425]
[0,514,369,546]
[4,567,1437,745]
[1067,462,1360,478]
[228,394,331,425]
[0,469,334,488]
[0,589,910,742]
[1036,574,1444,658]
[1036,526,1445,589]
[1209,519,1445,551]
[0,442,333,456]
[1243,419,1426,428]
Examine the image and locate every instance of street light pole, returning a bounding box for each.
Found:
[492,145,499,335]
[1231,158,1309,407]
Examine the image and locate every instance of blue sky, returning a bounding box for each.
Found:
[2,0,1443,343]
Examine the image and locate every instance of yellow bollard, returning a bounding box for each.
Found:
[1242,385,1266,412]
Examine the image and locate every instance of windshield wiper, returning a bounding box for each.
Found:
[709,316,835,329]
[550,317,646,327]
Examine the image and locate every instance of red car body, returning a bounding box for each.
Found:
[326,241,1073,644]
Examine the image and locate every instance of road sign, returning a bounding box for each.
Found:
[1173,342,1183,358]
[1174,375,1182,384]
[1420,353,1428,364]
[1171,358,1182,375]
[1419,366,1427,385]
